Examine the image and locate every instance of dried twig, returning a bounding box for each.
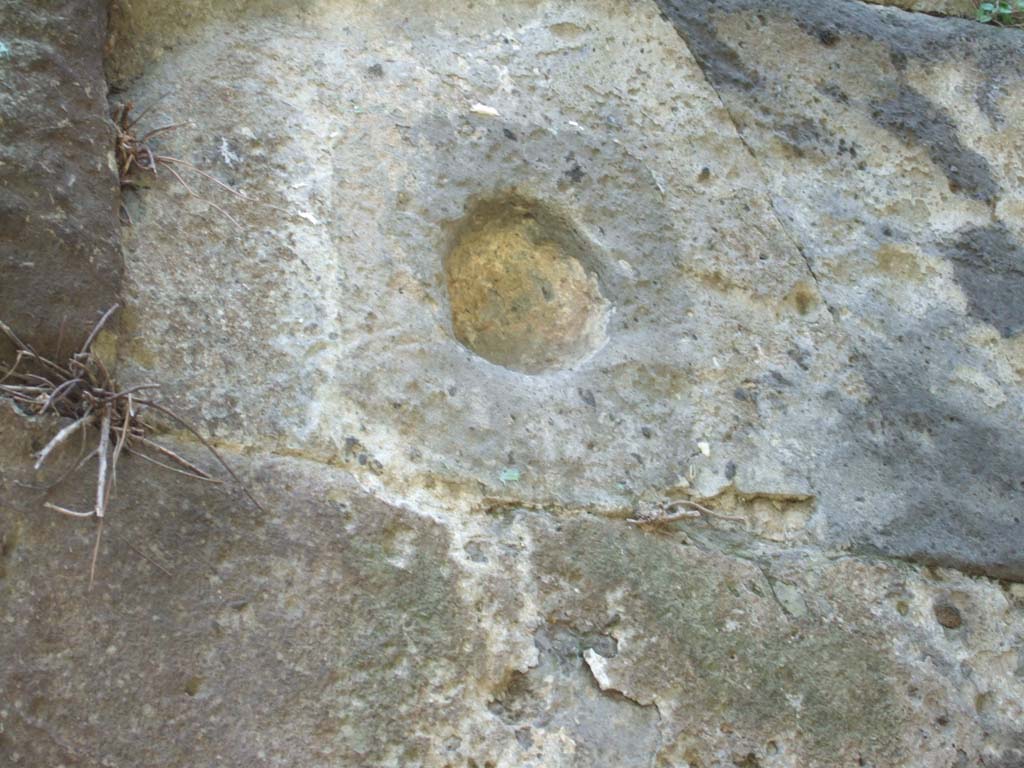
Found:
[18,446,97,493]
[34,412,91,470]
[112,100,294,227]
[89,518,104,590]
[79,303,120,358]
[126,447,221,483]
[134,398,264,513]
[113,101,246,228]
[94,405,112,519]
[105,528,174,578]
[157,161,241,227]
[627,499,747,527]
[44,502,96,519]
[1,304,264,588]
[124,433,219,482]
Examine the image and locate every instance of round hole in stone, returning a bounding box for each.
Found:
[444,195,611,374]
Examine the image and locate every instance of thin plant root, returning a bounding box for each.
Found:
[44,502,95,519]
[112,100,295,226]
[113,100,246,228]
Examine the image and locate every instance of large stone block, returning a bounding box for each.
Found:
[0,0,120,358]
[656,0,1024,579]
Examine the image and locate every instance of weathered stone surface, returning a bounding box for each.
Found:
[656,0,1024,579]
[0,0,121,358]
[102,0,1024,579]
[2,405,1023,766]
[864,0,976,17]
[3,0,1024,765]
[108,0,838,528]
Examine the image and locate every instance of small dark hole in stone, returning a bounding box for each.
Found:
[184,675,204,697]
[933,601,962,629]
[818,28,840,46]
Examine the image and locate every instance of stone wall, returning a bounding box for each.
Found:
[1,1,1022,766]
[0,0,120,358]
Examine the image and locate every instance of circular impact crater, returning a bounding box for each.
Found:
[445,196,610,374]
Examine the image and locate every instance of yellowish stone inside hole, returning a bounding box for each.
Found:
[446,202,609,374]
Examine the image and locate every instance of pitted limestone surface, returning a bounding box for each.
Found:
[656,0,1024,579]
[446,197,610,374]
[5,1,1024,766]
[109,0,830,512]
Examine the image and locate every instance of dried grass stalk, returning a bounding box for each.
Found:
[1,304,264,588]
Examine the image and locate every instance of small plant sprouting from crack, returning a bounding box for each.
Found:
[113,99,249,227]
[0,304,264,588]
[975,0,1024,26]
